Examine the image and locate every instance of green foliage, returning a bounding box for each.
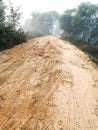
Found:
[0,1,27,50]
[60,9,75,34]
[62,32,86,45]
[60,2,98,44]
[7,3,22,28]
[0,23,26,49]
[60,3,98,64]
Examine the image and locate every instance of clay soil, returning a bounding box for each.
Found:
[0,36,98,130]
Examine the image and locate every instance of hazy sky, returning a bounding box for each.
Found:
[3,0,98,22]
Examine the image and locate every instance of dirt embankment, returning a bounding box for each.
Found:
[0,36,98,130]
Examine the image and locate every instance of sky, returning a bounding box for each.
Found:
[3,0,98,22]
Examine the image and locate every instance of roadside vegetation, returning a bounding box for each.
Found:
[0,0,27,50]
[59,2,98,64]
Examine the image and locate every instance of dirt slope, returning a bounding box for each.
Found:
[0,36,98,130]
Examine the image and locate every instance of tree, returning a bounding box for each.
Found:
[60,2,98,44]
[7,2,22,29]
[60,9,76,34]
[24,12,43,37]
[73,2,98,42]
[41,11,60,34]
[0,1,27,50]
[24,11,60,37]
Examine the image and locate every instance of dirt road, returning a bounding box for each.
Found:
[0,36,98,130]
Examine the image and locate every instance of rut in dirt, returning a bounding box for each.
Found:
[0,36,98,130]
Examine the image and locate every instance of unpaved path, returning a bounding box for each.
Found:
[0,36,98,130]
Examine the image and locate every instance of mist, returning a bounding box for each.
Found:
[23,11,61,38]
[3,0,98,38]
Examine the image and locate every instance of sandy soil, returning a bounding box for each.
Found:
[0,36,98,130]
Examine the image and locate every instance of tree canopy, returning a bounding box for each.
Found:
[0,0,26,50]
[24,11,60,37]
[60,2,98,44]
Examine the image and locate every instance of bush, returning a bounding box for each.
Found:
[0,23,27,50]
[61,32,87,45]
[0,1,27,51]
